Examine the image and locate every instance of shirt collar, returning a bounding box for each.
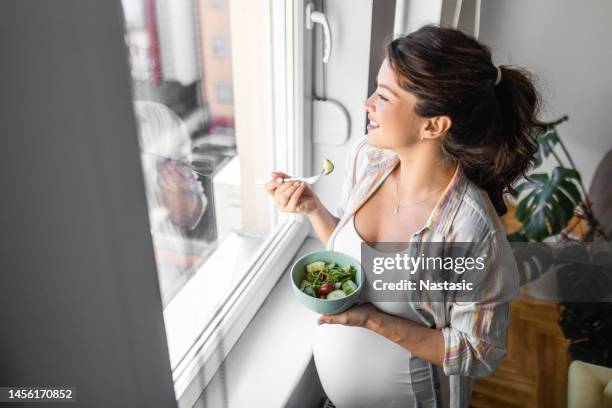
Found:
[366,146,399,173]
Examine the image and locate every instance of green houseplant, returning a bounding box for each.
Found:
[509,115,608,243]
[508,115,612,367]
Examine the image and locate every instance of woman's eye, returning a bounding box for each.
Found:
[378,94,388,101]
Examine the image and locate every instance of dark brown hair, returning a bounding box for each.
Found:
[386,24,545,216]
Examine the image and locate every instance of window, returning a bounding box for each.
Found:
[121,0,242,308]
[120,0,309,402]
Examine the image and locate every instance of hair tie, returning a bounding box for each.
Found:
[494,65,502,86]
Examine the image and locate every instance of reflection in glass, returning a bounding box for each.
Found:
[120,0,273,313]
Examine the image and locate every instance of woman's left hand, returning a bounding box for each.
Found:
[317,302,380,328]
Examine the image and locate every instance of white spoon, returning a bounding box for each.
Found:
[255,159,334,185]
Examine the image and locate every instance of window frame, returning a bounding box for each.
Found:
[160,0,312,404]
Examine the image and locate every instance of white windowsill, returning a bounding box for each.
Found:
[164,230,266,370]
[170,220,309,407]
[191,237,325,408]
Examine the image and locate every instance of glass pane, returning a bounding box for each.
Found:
[120,0,275,310]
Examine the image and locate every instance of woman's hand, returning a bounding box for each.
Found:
[265,171,319,215]
[265,171,339,245]
[158,160,204,228]
[320,302,446,367]
[317,302,380,328]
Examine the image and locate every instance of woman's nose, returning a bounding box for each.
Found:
[364,93,376,112]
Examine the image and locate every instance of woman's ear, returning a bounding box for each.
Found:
[422,115,452,141]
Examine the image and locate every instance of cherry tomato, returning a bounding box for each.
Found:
[318,283,336,296]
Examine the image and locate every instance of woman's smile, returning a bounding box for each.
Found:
[367,115,380,132]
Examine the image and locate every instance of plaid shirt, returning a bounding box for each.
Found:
[327,135,519,408]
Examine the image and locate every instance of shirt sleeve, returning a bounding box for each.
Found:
[441,230,519,378]
[333,136,367,219]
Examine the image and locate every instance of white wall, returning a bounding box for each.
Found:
[396,0,443,36]
[477,0,612,187]
[311,0,375,221]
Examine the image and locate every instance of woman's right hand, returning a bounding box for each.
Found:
[264,171,319,215]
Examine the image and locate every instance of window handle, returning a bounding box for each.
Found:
[305,2,332,64]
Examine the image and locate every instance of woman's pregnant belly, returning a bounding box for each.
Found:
[318,217,437,407]
[313,318,436,408]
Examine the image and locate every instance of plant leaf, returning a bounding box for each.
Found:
[537,128,560,160]
[513,166,583,241]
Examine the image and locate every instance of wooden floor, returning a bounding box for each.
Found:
[470,298,571,408]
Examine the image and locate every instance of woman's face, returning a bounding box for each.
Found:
[364,58,424,150]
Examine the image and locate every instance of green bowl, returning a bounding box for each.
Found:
[290,250,363,315]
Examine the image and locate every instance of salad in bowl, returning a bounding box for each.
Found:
[290,250,362,315]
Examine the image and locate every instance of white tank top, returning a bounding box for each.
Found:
[312,215,449,408]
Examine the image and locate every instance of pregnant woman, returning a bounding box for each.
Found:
[265,25,544,407]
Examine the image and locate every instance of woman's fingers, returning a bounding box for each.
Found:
[276,181,300,207]
[265,179,283,195]
[286,182,305,211]
[274,179,293,196]
[265,171,291,195]
[264,171,313,214]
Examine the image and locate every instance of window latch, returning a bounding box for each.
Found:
[305,2,332,64]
